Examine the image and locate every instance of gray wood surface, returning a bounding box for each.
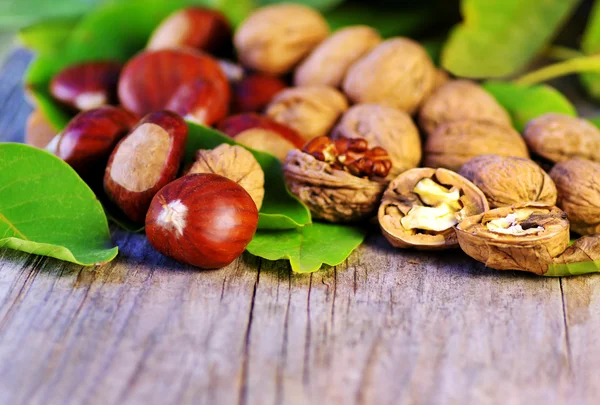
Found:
[1,49,599,405]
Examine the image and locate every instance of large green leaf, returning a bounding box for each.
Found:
[482,81,576,132]
[442,0,581,78]
[186,123,311,230]
[0,143,117,265]
[580,0,600,102]
[545,261,600,277]
[257,0,343,12]
[247,222,367,273]
[17,17,80,55]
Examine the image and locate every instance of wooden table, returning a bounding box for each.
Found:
[1,49,599,405]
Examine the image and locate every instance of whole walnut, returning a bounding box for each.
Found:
[524,113,600,163]
[343,37,436,114]
[419,80,512,136]
[294,26,381,88]
[424,120,529,172]
[265,86,348,141]
[459,155,557,208]
[549,158,600,235]
[187,144,265,210]
[331,104,421,176]
[234,4,329,75]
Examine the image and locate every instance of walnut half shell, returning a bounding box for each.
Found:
[378,168,489,250]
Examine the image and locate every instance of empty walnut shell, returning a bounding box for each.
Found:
[549,158,600,235]
[459,155,557,208]
[343,37,436,114]
[294,25,381,88]
[331,104,421,176]
[265,86,348,141]
[419,80,511,136]
[378,168,489,250]
[523,113,600,163]
[456,203,570,275]
[283,149,387,222]
[424,120,529,172]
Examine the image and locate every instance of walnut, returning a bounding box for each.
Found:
[459,155,557,208]
[342,37,436,114]
[523,113,600,163]
[378,168,489,250]
[234,4,329,75]
[549,158,600,235]
[187,144,265,209]
[294,26,381,88]
[418,80,512,136]
[283,140,389,222]
[456,203,570,274]
[553,234,600,265]
[331,104,421,176]
[424,120,529,172]
[265,86,348,141]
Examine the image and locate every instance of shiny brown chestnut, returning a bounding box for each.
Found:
[165,78,228,126]
[104,110,188,223]
[145,173,259,269]
[232,73,287,113]
[50,61,122,111]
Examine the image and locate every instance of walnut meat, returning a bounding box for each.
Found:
[424,120,529,172]
[378,168,489,250]
[456,203,570,274]
[419,80,512,136]
[187,144,265,210]
[331,104,421,176]
[523,113,600,163]
[549,158,600,235]
[459,155,557,208]
[265,86,348,141]
[342,38,436,114]
[294,26,381,88]
[234,4,329,75]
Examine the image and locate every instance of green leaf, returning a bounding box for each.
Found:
[258,0,343,12]
[482,81,576,132]
[0,0,103,29]
[580,0,600,102]
[441,0,581,78]
[545,261,600,277]
[186,123,311,230]
[247,222,367,273]
[18,17,80,54]
[588,116,600,128]
[514,55,600,86]
[0,143,117,265]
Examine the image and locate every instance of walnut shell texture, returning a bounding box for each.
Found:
[234,4,329,75]
[553,234,600,265]
[342,37,436,114]
[549,158,600,235]
[283,149,387,222]
[378,168,489,250]
[331,104,421,176]
[294,25,381,88]
[456,203,570,275]
[419,80,512,137]
[188,144,265,210]
[424,120,529,172]
[459,154,557,208]
[266,86,348,141]
[524,113,600,163]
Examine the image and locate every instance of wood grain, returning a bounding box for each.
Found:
[0,50,598,405]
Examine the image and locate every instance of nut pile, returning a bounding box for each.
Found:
[26,3,600,274]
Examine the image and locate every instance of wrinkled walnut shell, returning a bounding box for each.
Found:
[283,149,387,222]
[234,4,329,75]
[294,26,381,88]
[332,104,421,176]
[266,86,348,141]
[343,37,436,114]
[553,234,600,265]
[456,203,570,274]
[419,80,511,136]
[459,154,557,208]
[378,168,489,250]
[424,120,529,172]
[524,113,600,163]
[549,158,600,235]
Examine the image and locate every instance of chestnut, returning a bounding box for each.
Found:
[232,73,287,113]
[118,48,229,117]
[50,61,122,111]
[145,173,259,269]
[146,7,233,57]
[104,110,188,223]
[165,78,228,126]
